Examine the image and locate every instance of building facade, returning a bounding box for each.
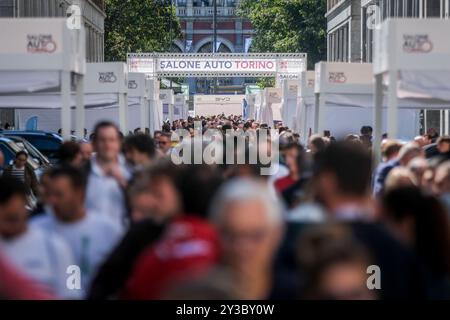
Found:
[0,0,105,128]
[327,0,450,63]
[0,0,105,62]
[173,0,255,94]
[326,0,450,133]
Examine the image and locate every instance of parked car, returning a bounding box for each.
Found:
[0,130,64,164]
[0,136,44,178]
[4,135,51,168]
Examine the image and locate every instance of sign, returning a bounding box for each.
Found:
[328,72,347,84]
[403,34,433,53]
[194,95,245,105]
[128,53,307,78]
[99,72,117,83]
[27,34,57,53]
[0,19,63,55]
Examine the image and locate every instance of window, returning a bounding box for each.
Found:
[0,142,14,167]
[425,0,442,17]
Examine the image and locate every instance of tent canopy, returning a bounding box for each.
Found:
[373,18,450,160]
[0,18,86,139]
[315,61,420,140]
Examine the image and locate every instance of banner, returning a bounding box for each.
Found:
[128,54,307,77]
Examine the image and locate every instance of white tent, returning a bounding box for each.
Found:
[280,79,299,129]
[84,62,128,134]
[255,90,264,123]
[373,18,450,161]
[160,89,175,123]
[174,95,189,121]
[296,71,315,144]
[0,18,85,140]
[261,88,282,125]
[14,62,132,135]
[245,93,257,120]
[80,72,154,134]
[314,61,420,140]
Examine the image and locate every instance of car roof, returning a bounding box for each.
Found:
[0,136,15,143]
[1,130,57,135]
[1,130,63,139]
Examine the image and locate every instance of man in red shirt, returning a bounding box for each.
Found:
[121,215,220,300]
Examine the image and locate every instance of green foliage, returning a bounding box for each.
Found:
[257,77,275,89]
[238,0,327,70]
[104,0,181,62]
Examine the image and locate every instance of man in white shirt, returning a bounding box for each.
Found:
[33,166,122,297]
[0,176,79,299]
[85,121,131,231]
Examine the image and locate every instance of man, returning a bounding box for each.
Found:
[372,140,403,197]
[123,134,156,170]
[119,163,221,300]
[157,132,172,155]
[85,121,131,230]
[308,134,327,155]
[32,166,122,297]
[58,141,83,167]
[2,151,39,202]
[88,162,222,300]
[437,136,450,155]
[79,141,93,163]
[298,142,426,299]
[210,178,292,299]
[126,161,183,224]
[0,176,77,299]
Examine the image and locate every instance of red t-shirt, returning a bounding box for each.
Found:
[121,215,220,300]
[0,252,55,300]
[274,175,296,194]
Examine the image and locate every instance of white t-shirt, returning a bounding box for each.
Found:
[0,226,81,299]
[32,212,122,297]
[85,156,131,232]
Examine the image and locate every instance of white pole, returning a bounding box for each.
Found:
[373,73,383,165]
[149,99,155,136]
[387,70,398,139]
[61,71,71,140]
[139,97,146,133]
[119,93,128,135]
[444,110,449,135]
[75,74,85,139]
[313,93,319,134]
[315,93,326,135]
[169,102,174,123]
[281,79,288,125]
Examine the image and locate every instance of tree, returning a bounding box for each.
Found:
[237,0,327,70]
[104,0,181,62]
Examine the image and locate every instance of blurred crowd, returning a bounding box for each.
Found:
[1,114,450,300]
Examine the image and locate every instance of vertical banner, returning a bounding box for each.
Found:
[185,40,193,53]
[244,38,253,53]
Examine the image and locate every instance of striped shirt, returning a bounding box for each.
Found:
[10,165,25,182]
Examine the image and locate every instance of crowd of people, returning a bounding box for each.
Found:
[1,114,450,300]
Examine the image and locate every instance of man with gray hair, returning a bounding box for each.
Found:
[210,178,290,299]
[397,142,424,167]
[373,142,423,197]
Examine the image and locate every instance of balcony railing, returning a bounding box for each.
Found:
[177,6,236,17]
